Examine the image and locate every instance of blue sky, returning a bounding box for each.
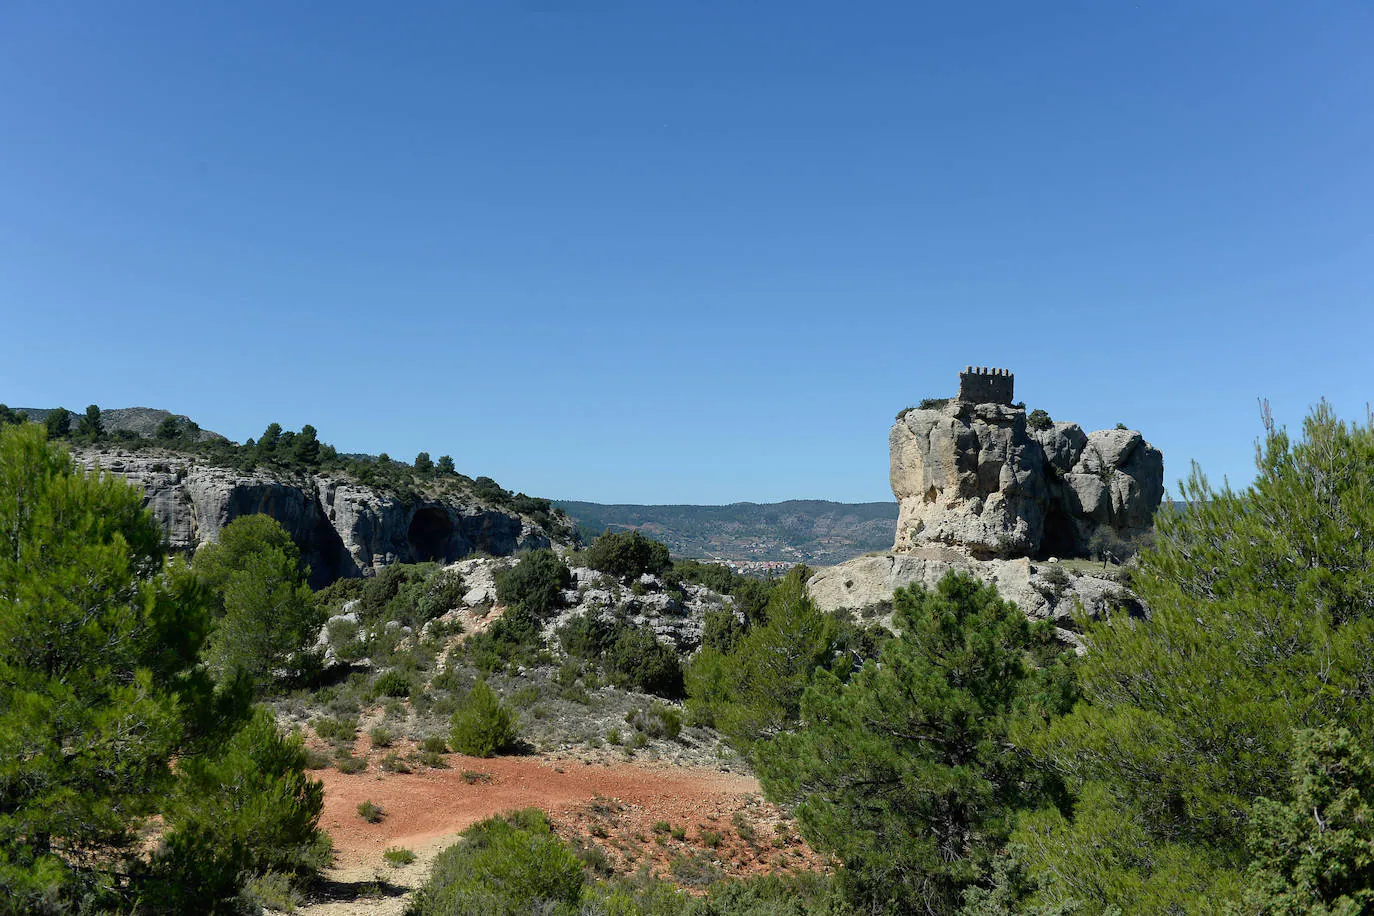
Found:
[2,2,1370,504]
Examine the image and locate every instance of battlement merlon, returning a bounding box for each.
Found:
[957,366,1015,405]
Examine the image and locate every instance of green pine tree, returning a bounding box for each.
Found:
[1232,727,1374,916]
[0,425,218,910]
[1017,402,1374,912]
[754,573,1077,916]
[193,514,322,692]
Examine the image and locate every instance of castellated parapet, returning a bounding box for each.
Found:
[957,366,1015,405]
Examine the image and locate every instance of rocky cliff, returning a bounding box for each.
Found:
[890,380,1163,559]
[809,369,1163,636]
[74,447,568,587]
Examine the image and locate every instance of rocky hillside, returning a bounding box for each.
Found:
[18,406,580,586]
[73,446,577,587]
[18,406,224,441]
[553,500,898,565]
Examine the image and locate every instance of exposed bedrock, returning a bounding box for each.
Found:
[74,449,554,587]
[890,384,1163,559]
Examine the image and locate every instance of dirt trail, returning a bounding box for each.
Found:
[317,754,760,867]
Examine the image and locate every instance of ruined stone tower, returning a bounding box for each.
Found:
[957,366,1015,405]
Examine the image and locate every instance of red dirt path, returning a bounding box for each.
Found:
[316,754,763,867]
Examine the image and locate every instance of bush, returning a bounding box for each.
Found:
[373,670,413,699]
[383,847,417,867]
[494,549,571,617]
[460,604,545,673]
[1027,408,1053,431]
[334,752,368,774]
[449,680,519,757]
[627,703,682,741]
[357,800,384,823]
[560,614,683,698]
[606,626,683,697]
[368,727,394,748]
[421,735,449,754]
[408,810,584,916]
[313,716,357,744]
[144,708,332,913]
[583,530,672,581]
[379,751,410,773]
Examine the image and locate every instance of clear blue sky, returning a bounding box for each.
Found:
[2,2,1370,504]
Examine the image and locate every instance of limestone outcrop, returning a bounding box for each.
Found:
[807,547,1139,643]
[890,368,1163,558]
[809,368,1163,639]
[74,448,565,587]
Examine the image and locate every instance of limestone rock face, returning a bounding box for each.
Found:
[890,401,1047,557]
[890,400,1162,559]
[808,549,1141,646]
[75,448,560,587]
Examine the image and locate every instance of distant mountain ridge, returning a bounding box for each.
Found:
[553,499,899,566]
[17,406,224,442]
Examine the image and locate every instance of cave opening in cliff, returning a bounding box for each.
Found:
[1039,500,1081,560]
[407,508,454,563]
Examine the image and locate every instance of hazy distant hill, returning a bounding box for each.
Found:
[553,499,899,566]
[17,406,224,442]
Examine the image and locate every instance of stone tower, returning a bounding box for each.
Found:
[957,367,1014,405]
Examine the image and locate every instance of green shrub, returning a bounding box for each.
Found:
[313,716,357,744]
[421,735,449,754]
[334,752,367,775]
[417,751,449,769]
[383,846,417,867]
[669,850,720,887]
[1027,408,1053,431]
[494,549,571,617]
[379,751,410,773]
[583,530,672,580]
[627,703,682,740]
[449,680,519,757]
[461,605,545,673]
[461,770,493,784]
[606,625,683,698]
[408,810,584,916]
[144,708,332,913]
[368,726,394,748]
[373,670,413,699]
[357,800,384,823]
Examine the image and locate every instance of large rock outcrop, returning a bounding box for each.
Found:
[74,448,563,587]
[890,369,1163,559]
[809,369,1163,639]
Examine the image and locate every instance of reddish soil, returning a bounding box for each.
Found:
[315,750,822,882]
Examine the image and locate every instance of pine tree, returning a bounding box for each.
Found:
[754,573,1076,915]
[0,424,216,910]
[77,404,103,441]
[293,424,320,466]
[43,406,70,437]
[437,454,456,474]
[415,451,434,473]
[193,514,321,692]
[1018,403,1374,911]
[1234,727,1374,915]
